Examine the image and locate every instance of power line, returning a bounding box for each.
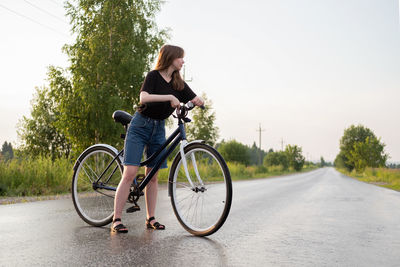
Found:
[24,0,68,24]
[48,0,64,8]
[0,3,69,37]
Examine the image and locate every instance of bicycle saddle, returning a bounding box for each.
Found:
[112,110,132,126]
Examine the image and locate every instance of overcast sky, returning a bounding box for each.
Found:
[1,0,399,162]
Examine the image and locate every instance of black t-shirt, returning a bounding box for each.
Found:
[140,70,196,120]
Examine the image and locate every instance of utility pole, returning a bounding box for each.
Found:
[256,123,265,151]
[256,124,265,165]
[280,138,285,151]
[183,65,193,82]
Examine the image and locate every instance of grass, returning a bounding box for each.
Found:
[0,156,318,199]
[227,162,318,180]
[156,162,318,182]
[0,157,73,197]
[336,167,400,191]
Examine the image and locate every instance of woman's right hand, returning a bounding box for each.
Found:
[170,95,180,108]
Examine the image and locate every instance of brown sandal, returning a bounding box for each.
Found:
[146,216,165,230]
[111,218,128,233]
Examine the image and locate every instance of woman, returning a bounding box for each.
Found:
[112,45,204,233]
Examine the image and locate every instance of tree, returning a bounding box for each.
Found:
[336,124,388,172]
[249,142,267,166]
[217,140,250,165]
[18,84,72,160]
[388,163,400,169]
[348,136,388,172]
[185,93,219,146]
[263,151,289,170]
[319,156,326,167]
[285,144,305,171]
[1,141,14,161]
[19,0,167,157]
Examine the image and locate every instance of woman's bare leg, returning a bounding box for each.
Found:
[113,165,139,228]
[144,167,159,225]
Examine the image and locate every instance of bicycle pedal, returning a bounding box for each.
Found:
[126,205,140,213]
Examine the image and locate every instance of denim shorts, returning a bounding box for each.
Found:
[123,111,168,169]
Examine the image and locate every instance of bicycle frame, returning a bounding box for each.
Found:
[93,118,200,193]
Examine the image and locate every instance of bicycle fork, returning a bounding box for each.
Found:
[180,140,206,192]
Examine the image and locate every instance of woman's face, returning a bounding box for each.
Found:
[172,57,184,71]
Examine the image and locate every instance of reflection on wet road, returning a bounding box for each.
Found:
[1,168,400,266]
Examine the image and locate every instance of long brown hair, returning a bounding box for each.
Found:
[155,45,185,91]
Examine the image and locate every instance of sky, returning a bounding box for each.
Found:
[0,0,399,163]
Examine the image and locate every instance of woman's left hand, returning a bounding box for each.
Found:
[191,96,204,107]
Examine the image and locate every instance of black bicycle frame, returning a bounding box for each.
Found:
[137,123,186,190]
[94,121,187,192]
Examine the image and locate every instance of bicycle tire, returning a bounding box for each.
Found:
[72,145,123,227]
[169,143,232,236]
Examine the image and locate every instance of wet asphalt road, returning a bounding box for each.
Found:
[1,167,400,266]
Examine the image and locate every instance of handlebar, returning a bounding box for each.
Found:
[135,101,205,120]
[175,101,204,120]
[184,101,205,110]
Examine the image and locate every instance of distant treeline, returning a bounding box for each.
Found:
[216,140,310,171]
[387,163,400,169]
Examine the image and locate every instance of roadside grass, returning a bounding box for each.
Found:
[336,167,400,191]
[1,156,318,200]
[224,162,318,180]
[156,162,318,183]
[0,157,73,197]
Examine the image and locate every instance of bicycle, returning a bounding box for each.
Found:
[71,102,232,236]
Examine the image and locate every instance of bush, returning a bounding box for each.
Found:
[218,140,250,165]
[263,151,289,170]
[285,144,305,171]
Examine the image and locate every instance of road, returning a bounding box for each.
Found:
[1,167,400,266]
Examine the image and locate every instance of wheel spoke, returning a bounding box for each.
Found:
[80,162,97,183]
[171,144,232,236]
[72,147,122,226]
[171,181,193,190]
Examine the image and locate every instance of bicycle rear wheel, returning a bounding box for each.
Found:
[72,145,123,226]
[169,143,232,236]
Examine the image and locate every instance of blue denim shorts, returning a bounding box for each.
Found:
[123,112,168,169]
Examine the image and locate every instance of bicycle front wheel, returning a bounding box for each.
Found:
[169,143,232,236]
[72,145,123,226]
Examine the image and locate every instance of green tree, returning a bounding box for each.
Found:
[263,151,289,170]
[218,140,250,165]
[336,124,388,172]
[285,144,305,171]
[185,93,219,146]
[1,141,14,161]
[319,156,326,167]
[348,136,388,172]
[249,142,266,165]
[18,84,72,160]
[19,0,167,158]
[61,0,167,152]
[334,150,348,169]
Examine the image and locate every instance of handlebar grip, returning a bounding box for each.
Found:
[186,102,205,110]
